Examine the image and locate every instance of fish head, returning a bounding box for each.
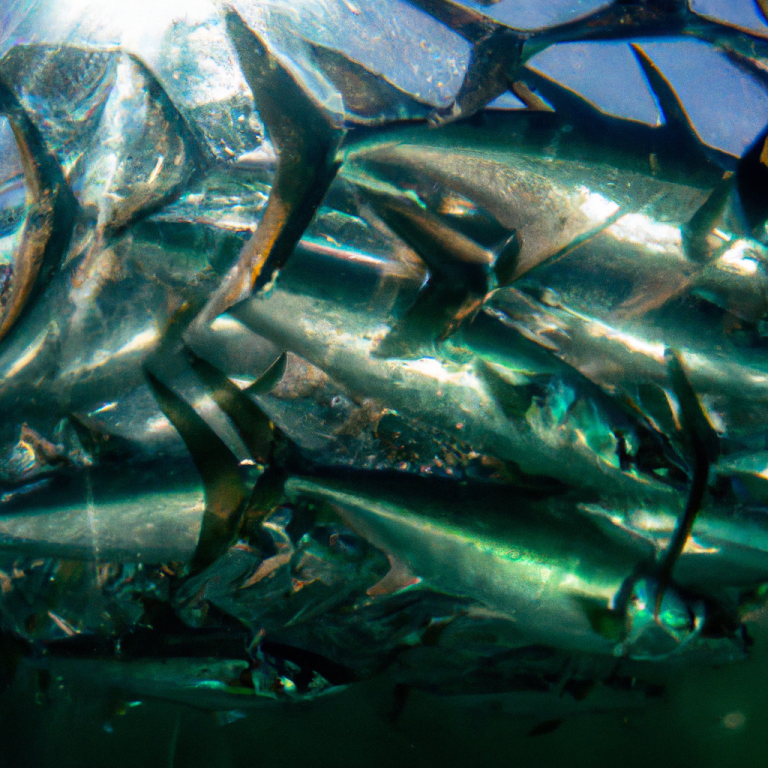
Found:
[620,577,747,663]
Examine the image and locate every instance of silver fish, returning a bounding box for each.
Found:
[286,475,745,662]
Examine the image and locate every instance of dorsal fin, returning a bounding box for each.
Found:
[196,10,345,326]
[630,44,704,160]
[144,369,246,570]
[0,75,77,346]
[245,352,287,395]
[682,173,734,262]
[517,66,631,132]
[736,121,768,236]
[186,348,274,465]
[303,41,432,125]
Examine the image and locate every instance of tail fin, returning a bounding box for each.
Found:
[196,10,345,326]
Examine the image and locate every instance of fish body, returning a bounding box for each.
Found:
[0,459,204,563]
[31,652,344,711]
[286,475,744,662]
[341,106,729,284]
[234,271,680,505]
[489,286,768,441]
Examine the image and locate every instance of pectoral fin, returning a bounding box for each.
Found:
[244,353,288,396]
[367,554,421,597]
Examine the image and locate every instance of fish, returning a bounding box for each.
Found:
[232,264,682,505]
[402,0,768,123]
[338,48,744,312]
[487,286,768,442]
[0,457,205,564]
[284,473,745,662]
[29,645,349,711]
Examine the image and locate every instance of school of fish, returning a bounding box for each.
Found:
[1,0,768,721]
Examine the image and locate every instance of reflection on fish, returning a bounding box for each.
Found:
[285,474,743,663]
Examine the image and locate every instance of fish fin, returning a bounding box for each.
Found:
[0,74,77,345]
[357,187,497,352]
[374,277,479,359]
[244,353,288,395]
[404,0,525,122]
[527,0,690,51]
[635,383,680,442]
[432,29,524,125]
[654,349,719,615]
[186,352,297,533]
[356,184,493,292]
[197,10,345,325]
[630,44,705,161]
[366,554,421,597]
[667,349,719,464]
[304,41,432,124]
[186,348,274,464]
[239,464,290,538]
[527,719,564,738]
[167,711,182,767]
[385,683,412,724]
[144,368,246,570]
[516,66,629,132]
[560,677,595,702]
[682,173,734,262]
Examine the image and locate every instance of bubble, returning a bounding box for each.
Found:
[722,711,747,730]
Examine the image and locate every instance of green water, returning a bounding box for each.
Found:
[2,612,767,768]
